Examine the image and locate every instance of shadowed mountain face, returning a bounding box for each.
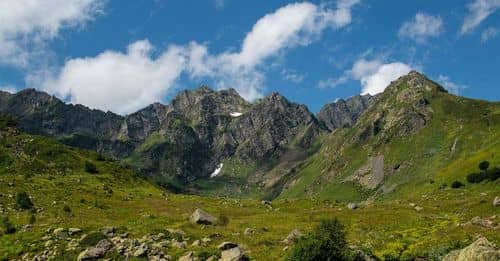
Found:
[0,87,326,186]
[317,94,378,131]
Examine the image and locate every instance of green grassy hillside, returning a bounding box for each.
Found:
[1,113,499,260]
[278,72,500,203]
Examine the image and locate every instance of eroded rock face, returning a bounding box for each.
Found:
[318,94,377,131]
[443,237,500,261]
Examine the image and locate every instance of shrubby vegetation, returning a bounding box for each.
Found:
[84,161,98,174]
[16,192,34,210]
[1,216,16,234]
[287,219,351,261]
[466,161,499,183]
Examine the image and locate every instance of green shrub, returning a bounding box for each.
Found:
[487,167,500,181]
[1,216,16,234]
[451,181,464,188]
[466,172,486,183]
[63,205,72,213]
[287,219,350,261]
[16,192,34,210]
[84,161,98,174]
[478,161,490,172]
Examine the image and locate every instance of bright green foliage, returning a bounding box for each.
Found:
[287,219,349,261]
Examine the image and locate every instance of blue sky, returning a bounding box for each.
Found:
[0,0,499,114]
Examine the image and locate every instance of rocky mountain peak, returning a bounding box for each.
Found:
[317,94,377,131]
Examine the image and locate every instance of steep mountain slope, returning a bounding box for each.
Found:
[0,87,324,194]
[279,71,500,201]
[317,94,377,131]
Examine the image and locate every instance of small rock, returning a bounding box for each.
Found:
[178,251,196,261]
[409,203,416,207]
[493,196,500,207]
[220,246,248,261]
[191,239,202,247]
[77,239,112,261]
[189,208,217,225]
[100,226,116,236]
[53,228,68,239]
[244,228,255,236]
[69,228,82,236]
[166,228,186,236]
[283,229,304,245]
[171,240,187,249]
[218,242,239,250]
[414,206,423,212]
[347,202,358,210]
[133,243,148,257]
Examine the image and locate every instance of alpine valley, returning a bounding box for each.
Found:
[0,72,499,260]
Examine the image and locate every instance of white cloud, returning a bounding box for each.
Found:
[461,0,500,35]
[398,12,444,43]
[43,40,189,115]
[43,1,360,114]
[481,27,498,41]
[0,0,104,67]
[0,85,17,93]
[185,1,360,100]
[319,59,412,95]
[437,75,467,94]
[282,69,305,84]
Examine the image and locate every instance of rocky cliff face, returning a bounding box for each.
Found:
[0,87,324,185]
[317,94,377,131]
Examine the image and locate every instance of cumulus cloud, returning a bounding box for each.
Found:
[437,75,467,94]
[0,0,104,67]
[461,0,500,34]
[186,1,360,100]
[319,59,412,95]
[43,40,189,115]
[481,27,498,41]
[398,12,444,43]
[0,85,17,93]
[43,1,360,114]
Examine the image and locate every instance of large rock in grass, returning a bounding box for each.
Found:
[493,196,500,207]
[77,239,112,261]
[220,246,248,261]
[443,237,500,261]
[190,208,217,225]
[283,229,304,245]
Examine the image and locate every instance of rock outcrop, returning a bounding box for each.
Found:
[443,237,500,261]
[317,94,377,131]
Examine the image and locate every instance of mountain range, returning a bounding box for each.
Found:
[1,71,499,200]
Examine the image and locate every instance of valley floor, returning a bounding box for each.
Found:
[1,173,498,260]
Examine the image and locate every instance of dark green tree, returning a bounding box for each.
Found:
[287,219,350,261]
[478,161,490,172]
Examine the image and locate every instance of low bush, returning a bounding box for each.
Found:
[287,219,350,261]
[466,172,486,183]
[1,216,16,234]
[16,192,34,210]
[451,181,465,188]
[84,161,98,174]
